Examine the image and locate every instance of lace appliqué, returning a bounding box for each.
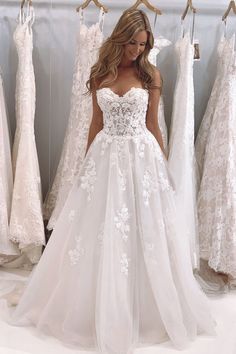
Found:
[120,253,130,276]
[80,157,97,201]
[142,169,157,206]
[96,88,148,137]
[68,236,85,265]
[114,205,130,242]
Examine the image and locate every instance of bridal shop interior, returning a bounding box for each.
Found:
[1,0,234,196]
[1,0,236,353]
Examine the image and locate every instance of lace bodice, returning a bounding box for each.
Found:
[96,87,149,136]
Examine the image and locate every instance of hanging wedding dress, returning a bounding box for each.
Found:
[197,34,236,280]
[9,5,45,265]
[43,9,105,230]
[168,29,198,269]
[0,70,20,265]
[195,35,234,183]
[148,36,171,154]
[11,87,215,354]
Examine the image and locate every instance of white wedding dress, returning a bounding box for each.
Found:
[12,87,215,354]
[43,9,105,230]
[44,32,169,231]
[168,32,198,269]
[195,35,235,183]
[9,6,45,264]
[197,34,236,278]
[0,70,20,265]
[148,36,171,154]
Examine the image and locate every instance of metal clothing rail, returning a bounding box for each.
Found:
[0,1,235,17]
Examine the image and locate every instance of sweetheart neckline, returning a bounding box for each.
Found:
[96,87,148,98]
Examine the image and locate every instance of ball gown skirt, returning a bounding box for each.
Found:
[11,87,215,354]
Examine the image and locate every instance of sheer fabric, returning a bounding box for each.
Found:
[168,32,199,269]
[12,87,215,354]
[9,6,45,264]
[148,36,171,154]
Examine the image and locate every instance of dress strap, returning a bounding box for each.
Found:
[180,11,196,44]
[190,11,196,44]
[98,7,105,32]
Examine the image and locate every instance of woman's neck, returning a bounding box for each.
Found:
[119,57,134,69]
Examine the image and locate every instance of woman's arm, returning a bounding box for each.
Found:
[146,68,166,156]
[85,90,103,155]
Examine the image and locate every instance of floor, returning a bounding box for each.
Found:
[0,268,236,354]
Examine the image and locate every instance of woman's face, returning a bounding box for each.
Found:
[123,30,148,62]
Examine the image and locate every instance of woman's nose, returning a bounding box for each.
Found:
[135,44,142,53]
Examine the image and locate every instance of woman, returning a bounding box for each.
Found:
[11,9,215,354]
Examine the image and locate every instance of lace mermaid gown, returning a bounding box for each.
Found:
[43,9,105,230]
[0,71,20,264]
[195,35,235,184]
[9,7,45,264]
[197,35,236,278]
[12,87,215,354]
[168,32,198,269]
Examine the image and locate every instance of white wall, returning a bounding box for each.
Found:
[0,0,235,198]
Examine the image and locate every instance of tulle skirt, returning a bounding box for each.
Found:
[11,130,215,354]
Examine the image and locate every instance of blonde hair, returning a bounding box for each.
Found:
[86,9,159,93]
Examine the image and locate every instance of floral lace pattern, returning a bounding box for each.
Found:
[97,88,149,137]
[9,9,44,264]
[195,35,235,182]
[142,169,157,206]
[80,157,97,201]
[197,37,236,277]
[114,204,130,242]
[11,85,216,349]
[68,236,85,265]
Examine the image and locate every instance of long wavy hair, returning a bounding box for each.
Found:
[86,9,158,93]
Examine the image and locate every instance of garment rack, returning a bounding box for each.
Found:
[76,0,108,13]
